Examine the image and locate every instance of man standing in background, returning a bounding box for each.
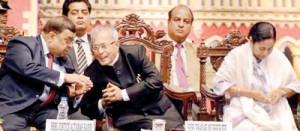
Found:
[62,0,93,119]
[0,0,10,28]
[0,0,11,44]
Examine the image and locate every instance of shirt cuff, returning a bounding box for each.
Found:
[73,95,83,108]
[57,72,65,87]
[121,89,130,101]
[98,99,105,114]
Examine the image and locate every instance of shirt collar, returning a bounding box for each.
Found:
[108,52,120,66]
[75,33,88,43]
[167,35,191,50]
[40,34,50,56]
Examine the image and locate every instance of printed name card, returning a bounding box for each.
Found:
[185,121,232,131]
[46,119,96,131]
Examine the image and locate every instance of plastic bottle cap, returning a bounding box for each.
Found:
[61,97,68,101]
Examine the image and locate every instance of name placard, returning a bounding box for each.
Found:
[46,119,96,131]
[185,121,232,131]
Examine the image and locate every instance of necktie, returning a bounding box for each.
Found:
[40,53,56,107]
[76,39,87,75]
[175,43,189,89]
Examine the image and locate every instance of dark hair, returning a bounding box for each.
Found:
[168,5,194,24]
[62,0,91,16]
[248,22,276,43]
[43,16,76,34]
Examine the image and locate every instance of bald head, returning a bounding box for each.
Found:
[168,5,193,43]
[168,5,194,24]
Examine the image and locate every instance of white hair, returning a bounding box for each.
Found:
[91,25,119,44]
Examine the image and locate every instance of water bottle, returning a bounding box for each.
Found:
[57,96,69,119]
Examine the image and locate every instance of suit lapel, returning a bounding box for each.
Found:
[185,42,200,91]
[67,47,79,73]
[37,35,46,67]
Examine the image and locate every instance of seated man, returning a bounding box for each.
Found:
[0,16,93,130]
[81,26,184,130]
[157,5,200,92]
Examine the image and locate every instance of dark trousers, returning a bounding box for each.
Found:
[2,100,57,131]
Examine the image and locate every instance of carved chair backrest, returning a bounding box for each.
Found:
[115,13,174,84]
[198,30,247,86]
[197,30,247,121]
[0,26,23,65]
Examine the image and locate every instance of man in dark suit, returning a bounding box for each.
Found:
[62,0,93,119]
[81,26,183,130]
[0,16,92,130]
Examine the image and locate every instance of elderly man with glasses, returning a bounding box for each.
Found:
[80,26,183,130]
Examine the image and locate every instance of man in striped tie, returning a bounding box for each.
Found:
[63,0,93,119]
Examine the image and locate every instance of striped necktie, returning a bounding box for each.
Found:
[76,39,87,74]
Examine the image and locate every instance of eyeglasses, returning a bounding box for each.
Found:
[92,41,115,51]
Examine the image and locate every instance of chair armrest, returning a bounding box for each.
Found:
[163,83,201,120]
[200,84,224,102]
[163,83,200,103]
[200,84,226,121]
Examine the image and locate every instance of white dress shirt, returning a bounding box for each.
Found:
[168,35,193,91]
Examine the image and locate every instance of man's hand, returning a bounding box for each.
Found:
[75,83,93,98]
[64,73,93,86]
[102,83,122,105]
[67,83,93,98]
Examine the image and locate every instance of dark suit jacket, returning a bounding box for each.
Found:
[0,35,76,117]
[81,44,172,127]
[67,34,91,73]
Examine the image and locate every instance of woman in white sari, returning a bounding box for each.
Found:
[213,22,300,131]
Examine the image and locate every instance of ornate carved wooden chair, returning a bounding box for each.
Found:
[0,26,22,65]
[99,13,200,130]
[197,30,247,121]
[116,13,200,121]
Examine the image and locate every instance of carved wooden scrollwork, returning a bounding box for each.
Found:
[0,26,22,66]
[116,13,174,84]
[115,13,156,44]
[155,30,166,40]
[0,26,22,45]
[217,30,247,48]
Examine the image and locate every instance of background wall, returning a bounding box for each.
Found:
[6,0,300,55]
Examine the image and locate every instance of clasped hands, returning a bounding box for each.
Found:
[254,88,286,104]
[102,83,123,107]
[65,73,93,98]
